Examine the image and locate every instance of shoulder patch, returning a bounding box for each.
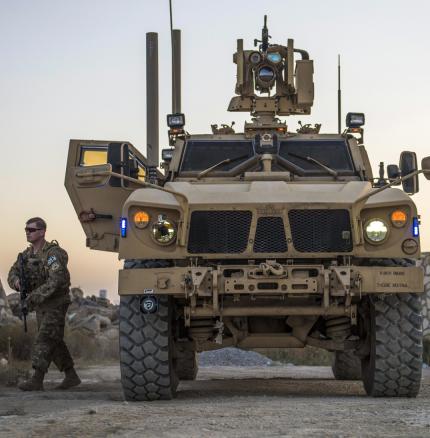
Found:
[50,262,61,271]
[47,255,57,266]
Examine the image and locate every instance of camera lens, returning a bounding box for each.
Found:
[258,66,275,82]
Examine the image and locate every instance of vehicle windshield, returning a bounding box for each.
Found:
[181,140,254,172]
[179,138,355,176]
[279,139,354,173]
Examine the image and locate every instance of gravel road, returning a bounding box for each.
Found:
[1,365,429,437]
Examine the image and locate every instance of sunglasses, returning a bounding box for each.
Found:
[25,227,42,233]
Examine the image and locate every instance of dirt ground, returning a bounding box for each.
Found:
[0,365,429,437]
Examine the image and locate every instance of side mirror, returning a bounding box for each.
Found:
[386,164,401,185]
[422,156,430,180]
[399,151,419,195]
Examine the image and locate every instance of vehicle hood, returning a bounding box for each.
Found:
[125,181,413,210]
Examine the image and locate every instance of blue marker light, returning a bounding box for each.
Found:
[120,217,127,238]
[412,217,419,237]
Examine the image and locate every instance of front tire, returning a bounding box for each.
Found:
[361,293,423,397]
[119,295,178,401]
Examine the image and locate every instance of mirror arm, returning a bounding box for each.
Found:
[354,169,423,205]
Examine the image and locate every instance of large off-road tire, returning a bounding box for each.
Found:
[175,342,198,381]
[361,293,423,397]
[332,351,362,380]
[119,295,178,401]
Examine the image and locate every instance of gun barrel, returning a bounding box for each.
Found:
[261,14,269,52]
[18,253,29,333]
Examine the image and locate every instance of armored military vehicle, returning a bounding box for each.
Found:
[65,17,430,400]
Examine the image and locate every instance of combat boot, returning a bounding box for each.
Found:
[18,369,45,391]
[55,367,81,390]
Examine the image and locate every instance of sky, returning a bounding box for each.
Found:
[1,0,429,302]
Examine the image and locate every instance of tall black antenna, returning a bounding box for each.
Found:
[169,0,181,113]
[337,54,342,134]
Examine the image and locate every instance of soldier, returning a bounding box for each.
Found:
[8,217,81,391]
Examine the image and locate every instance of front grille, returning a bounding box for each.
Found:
[188,211,252,253]
[254,217,287,253]
[289,209,352,252]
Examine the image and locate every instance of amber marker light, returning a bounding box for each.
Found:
[390,210,407,227]
[133,210,150,229]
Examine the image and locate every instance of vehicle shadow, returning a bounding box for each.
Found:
[177,376,366,399]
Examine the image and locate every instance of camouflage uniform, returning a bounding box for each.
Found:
[8,241,74,373]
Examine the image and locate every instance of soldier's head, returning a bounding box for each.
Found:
[25,217,47,244]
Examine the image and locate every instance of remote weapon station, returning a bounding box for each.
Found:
[65,17,430,401]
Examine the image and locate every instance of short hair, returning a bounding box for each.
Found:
[26,217,47,230]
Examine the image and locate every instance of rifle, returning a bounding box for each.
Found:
[17,253,28,332]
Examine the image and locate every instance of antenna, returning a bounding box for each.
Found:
[169,0,181,113]
[337,54,342,134]
[146,33,159,168]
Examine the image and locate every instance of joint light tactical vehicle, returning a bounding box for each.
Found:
[65,17,430,400]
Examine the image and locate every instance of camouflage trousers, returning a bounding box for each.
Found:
[33,303,74,373]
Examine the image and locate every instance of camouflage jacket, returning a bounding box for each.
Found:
[7,241,71,310]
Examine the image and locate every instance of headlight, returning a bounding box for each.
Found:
[133,210,150,229]
[365,219,389,243]
[151,217,177,245]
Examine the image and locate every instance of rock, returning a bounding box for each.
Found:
[102,327,119,341]
[70,287,84,301]
[199,347,273,367]
[5,292,21,317]
[69,314,112,335]
[0,280,20,327]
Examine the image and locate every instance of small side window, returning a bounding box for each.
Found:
[137,163,146,181]
[80,146,108,167]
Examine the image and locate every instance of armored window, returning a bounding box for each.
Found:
[181,140,254,172]
[79,146,108,167]
[279,139,355,174]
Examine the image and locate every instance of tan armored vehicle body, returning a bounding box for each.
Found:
[65,17,430,400]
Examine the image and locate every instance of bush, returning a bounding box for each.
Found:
[0,321,119,364]
[64,328,119,362]
[0,321,37,361]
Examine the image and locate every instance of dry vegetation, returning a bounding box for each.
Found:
[0,322,119,385]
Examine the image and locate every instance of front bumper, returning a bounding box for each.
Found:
[118,264,424,297]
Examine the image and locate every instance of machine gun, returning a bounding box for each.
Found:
[254,15,270,53]
[18,253,29,332]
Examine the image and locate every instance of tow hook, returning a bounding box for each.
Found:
[140,295,159,314]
